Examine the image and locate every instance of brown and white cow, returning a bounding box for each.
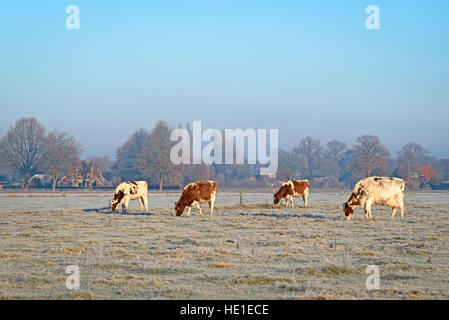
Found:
[273,180,310,208]
[343,176,405,221]
[110,181,149,213]
[175,181,217,216]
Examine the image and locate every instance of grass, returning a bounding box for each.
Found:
[0,192,448,299]
[231,276,294,286]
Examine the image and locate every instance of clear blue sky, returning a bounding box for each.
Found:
[1,1,448,158]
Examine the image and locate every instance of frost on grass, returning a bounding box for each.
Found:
[0,192,448,299]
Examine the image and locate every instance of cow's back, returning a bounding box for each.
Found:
[292,180,309,195]
[193,180,217,201]
[135,181,148,193]
[115,180,148,199]
[355,177,405,202]
[181,181,217,205]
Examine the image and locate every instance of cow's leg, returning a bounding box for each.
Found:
[389,198,402,220]
[391,207,398,220]
[138,197,144,212]
[399,204,405,220]
[285,198,289,208]
[121,204,126,214]
[303,189,309,208]
[124,198,130,214]
[142,189,149,213]
[208,201,213,215]
[209,192,216,216]
[391,199,404,220]
[397,197,405,220]
[364,200,373,219]
[143,196,149,213]
[186,206,192,217]
[197,202,203,216]
[290,197,294,208]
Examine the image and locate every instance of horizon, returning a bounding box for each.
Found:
[1,1,448,159]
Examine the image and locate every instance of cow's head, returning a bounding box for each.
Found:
[343,202,355,220]
[110,199,118,211]
[110,190,124,211]
[343,191,362,221]
[174,201,186,216]
[273,188,280,205]
[273,185,290,204]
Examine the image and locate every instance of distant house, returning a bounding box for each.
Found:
[29,174,52,187]
[58,160,112,188]
[396,165,438,189]
[313,176,326,184]
[418,166,437,181]
[311,176,344,188]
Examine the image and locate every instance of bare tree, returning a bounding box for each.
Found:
[293,136,322,170]
[39,130,82,191]
[319,140,347,180]
[88,155,113,180]
[398,143,430,169]
[278,149,306,179]
[350,135,390,179]
[324,140,347,162]
[0,117,45,189]
[292,136,322,181]
[138,120,177,190]
[183,164,211,184]
[395,142,431,188]
[320,158,340,179]
[0,151,12,180]
[113,129,150,180]
[431,158,449,182]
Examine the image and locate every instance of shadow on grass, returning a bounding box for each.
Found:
[82,207,155,216]
[238,212,330,220]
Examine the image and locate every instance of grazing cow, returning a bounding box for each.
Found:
[343,176,405,221]
[110,181,149,213]
[273,180,310,208]
[175,181,217,216]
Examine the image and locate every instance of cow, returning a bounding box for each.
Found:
[110,181,149,213]
[175,181,217,216]
[343,176,405,221]
[273,180,310,208]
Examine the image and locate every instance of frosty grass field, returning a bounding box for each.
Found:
[0,191,448,299]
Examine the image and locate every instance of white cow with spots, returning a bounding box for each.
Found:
[109,181,149,213]
[343,176,405,220]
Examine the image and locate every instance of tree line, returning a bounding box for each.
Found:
[278,136,448,188]
[1,117,448,190]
